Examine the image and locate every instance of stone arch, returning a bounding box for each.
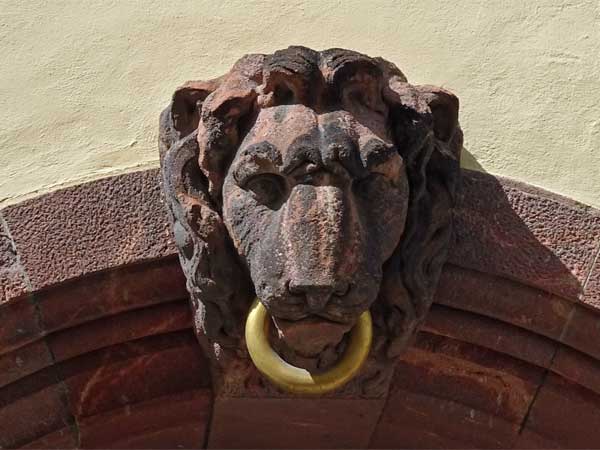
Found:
[0,168,599,448]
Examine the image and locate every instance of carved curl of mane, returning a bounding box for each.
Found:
[159,46,462,361]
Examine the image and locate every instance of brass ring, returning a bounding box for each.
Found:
[245,298,372,395]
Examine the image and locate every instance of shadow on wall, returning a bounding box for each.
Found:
[455,145,585,302]
[450,168,584,302]
[460,147,486,172]
[449,145,586,303]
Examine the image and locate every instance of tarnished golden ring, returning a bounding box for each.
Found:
[245,298,372,395]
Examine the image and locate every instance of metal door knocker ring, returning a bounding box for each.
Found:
[244,298,373,395]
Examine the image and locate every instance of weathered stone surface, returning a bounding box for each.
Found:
[0,268,28,306]
[0,325,211,448]
[522,373,600,448]
[451,171,600,301]
[161,45,463,393]
[0,339,53,388]
[512,429,561,449]
[552,345,600,395]
[423,304,557,368]
[2,169,175,292]
[561,305,600,360]
[20,426,78,449]
[0,298,43,356]
[0,215,29,304]
[371,330,549,448]
[0,368,73,449]
[436,265,573,340]
[370,389,519,449]
[78,390,211,449]
[396,333,543,424]
[59,331,209,419]
[37,258,187,335]
[208,397,384,449]
[105,425,202,450]
[0,217,39,362]
[582,247,600,308]
[48,300,191,362]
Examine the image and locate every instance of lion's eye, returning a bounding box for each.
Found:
[244,174,287,207]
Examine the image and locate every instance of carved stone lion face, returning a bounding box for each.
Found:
[223,104,409,326]
[160,46,462,369]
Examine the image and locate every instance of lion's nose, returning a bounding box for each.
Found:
[287,281,350,313]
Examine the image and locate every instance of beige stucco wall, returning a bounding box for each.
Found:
[1,0,599,208]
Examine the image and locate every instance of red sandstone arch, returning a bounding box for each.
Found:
[0,169,598,448]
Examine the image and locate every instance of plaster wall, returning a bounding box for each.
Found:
[1,0,598,207]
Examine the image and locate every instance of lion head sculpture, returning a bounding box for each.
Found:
[159,46,462,394]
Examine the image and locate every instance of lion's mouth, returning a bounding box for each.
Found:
[269,315,354,370]
[266,300,367,325]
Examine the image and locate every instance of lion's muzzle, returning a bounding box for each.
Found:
[282,183,358,315]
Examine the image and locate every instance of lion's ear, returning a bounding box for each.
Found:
[415,86,461,156]
[171,83,210,136]
[159,79,222,157]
